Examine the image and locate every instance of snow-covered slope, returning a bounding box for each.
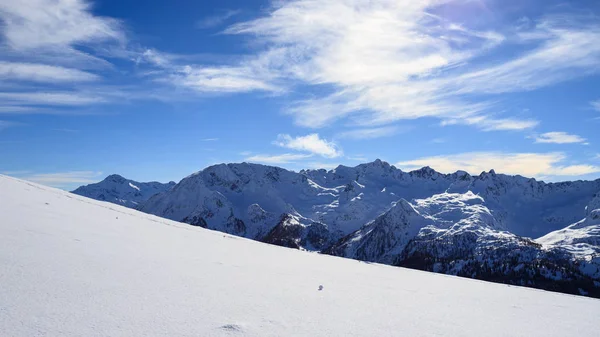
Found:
[327,191,600,296]
[72,174,175,208]
[537,193,600,280]
[1,174,599,337]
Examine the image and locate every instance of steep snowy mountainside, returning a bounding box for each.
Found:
[2,174,599,337]
[327,191,500,264]
[537,194,600,279]
[326,198,433,264]
[304,162,600,238]
[463,171,600,237]
[72,174,175,208]
[329,191,600,297]
[140,163,339,241]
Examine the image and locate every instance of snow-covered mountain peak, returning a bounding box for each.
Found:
[392,198,418,215]
[72,174,175,208]
[105,173,127,183]
[408,166,441,179]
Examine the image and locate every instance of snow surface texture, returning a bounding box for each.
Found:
[72,174,175,208]
[1,174,599,337]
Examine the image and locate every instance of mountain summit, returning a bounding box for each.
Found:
[72,174,175,208]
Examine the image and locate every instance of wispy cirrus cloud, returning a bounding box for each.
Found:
[195,9,241,29]
[0,0,125,114]
[396,152,600,179]
[245,153,312,164]
[441,116,539,131]
[534,132,587,144]
[0,0,123,50]
[592,100,600,112]
[139,49,279,94]
[0,92,105,106]
[142,0,600,133]
[0,61,100,83]
[274,134,342,158]
[336,126,402,140]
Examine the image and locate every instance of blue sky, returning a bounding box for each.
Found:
[1,0,600,190]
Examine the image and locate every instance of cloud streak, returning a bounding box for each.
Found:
[245,153,312,164]
[0,0,125,114]
[195,10,241,29]
[146,0,600,132]
[0,61,100,82]
[534,132,586,144]
[0,0,123,50]
[336,126,401,140]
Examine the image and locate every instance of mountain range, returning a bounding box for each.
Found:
[72,160,600,297]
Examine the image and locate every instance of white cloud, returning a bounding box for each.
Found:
[0,106,39,113]
[452,19,600,94]
[17,171,103,189]
[245,153,312,164]
[592,100,600,112]
[201,138,219,141]
[396,152,600,178]
[141,49,279,93]
[0,61,99,82]
[184,1,600,131]
[0,0,128,113]
[0,0,123,50]
[274,134,342,158]
[336,126,400,140]
[441,116,539,131]
[172,65,278,93]
[534,132,586,144]
[195,10,241,29]
[0,92,104,106]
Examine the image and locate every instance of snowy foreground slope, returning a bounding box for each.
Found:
[1,175,600,337]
